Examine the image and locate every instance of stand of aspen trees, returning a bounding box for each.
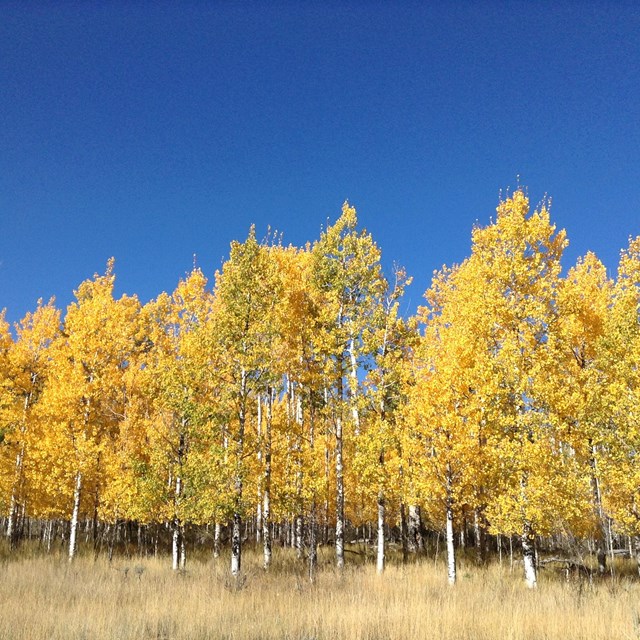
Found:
[2,191,640,588]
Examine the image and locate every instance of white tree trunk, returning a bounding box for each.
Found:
[68,471,83,562]
[8,392,32,545]
[172,522,180,571]
[213,522,221,558]
[179,529,186,570]
[589,443,609,574]
[231,369,247,577]
[347,337,361,434]
[446,501,456,586]
[295,515,304,560]
[45,519,54,553]
[335,414,345,569]
[376,490,385,574]
[408,505,423,553]
[294,389,304,561]
[256,396,262,545]
[263,390,272,570]
[231,513,242,576]
[522,524,537,588]
[6,447,24,543]
[473,508,484,564]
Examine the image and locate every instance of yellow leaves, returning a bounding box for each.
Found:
[406,188,599,539]
[7,191,640,548]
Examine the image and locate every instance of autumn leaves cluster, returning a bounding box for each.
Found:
[2,192,640,586]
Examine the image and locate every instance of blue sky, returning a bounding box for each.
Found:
[1,1,639,324]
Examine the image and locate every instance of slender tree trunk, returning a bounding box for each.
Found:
[231,369,247,577]
[376,489,385,574]
[172,429,186,571]
[6,446,24,546]
[263,390,273,570]
[308,399,318,583]
[323,437,330,546]
[445,467,456,586]
[294,389,304,561]
[68,471,83,562]
[522,522,537,588]
[335,414,345,569]
[7,391,32,547]
[408,505,423,553]
[347,337,361,434]
[231,512,242,576]
[45,519,54,553]
[308,501,318,582]
[256,397,262,545]
[295,515,304,560]
[213,522,222,558]
[446,501,456,586]
[322,386,330,548]
[179,527,186,570]
[473,508,485,565]
[400,502,409,563]
[172,521,181,571]
[589,442,609,574]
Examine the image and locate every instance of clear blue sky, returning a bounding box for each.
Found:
[2,1,639,324]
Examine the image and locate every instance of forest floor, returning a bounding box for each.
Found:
[1,542,639,639]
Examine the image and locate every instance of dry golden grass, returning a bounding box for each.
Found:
[1,543,639,639]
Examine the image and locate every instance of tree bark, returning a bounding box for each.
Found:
[231,512,242,576]
[408,505,423,553]
[6,446,24,547]
[473,508,485,565]
[446,467,456,585]
[446,501,456,586]
[172,520,181,571]
[335,414,345,570]
[522,523,537,588]
[68,471,83,562]
[376,490,385,574]
[295,515,304,560]
[589,442,609,574]
[256,396,262,545]
[213,522,222,558]
[263,390,273,570]
[7,391,32,548]
[308,501,318,582]
[400,502,409,563]
[347,337,361,435]
[231,368,247,577]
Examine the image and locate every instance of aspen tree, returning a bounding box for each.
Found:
[106,269,227,567]
[2,300,60,547]
[595,238,640,542]
[553,253,614,566]
[0,312,15,523]
[36,260,141,560]
[471,190,568,588]
[211,227,281,576]
[405,259,491,585]
[272,245,326,579]
[353,266,414,574]
[311,202,385,568]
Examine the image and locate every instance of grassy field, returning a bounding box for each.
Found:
[1,544,639,640]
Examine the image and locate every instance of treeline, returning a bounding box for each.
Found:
[1,192,640,587]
